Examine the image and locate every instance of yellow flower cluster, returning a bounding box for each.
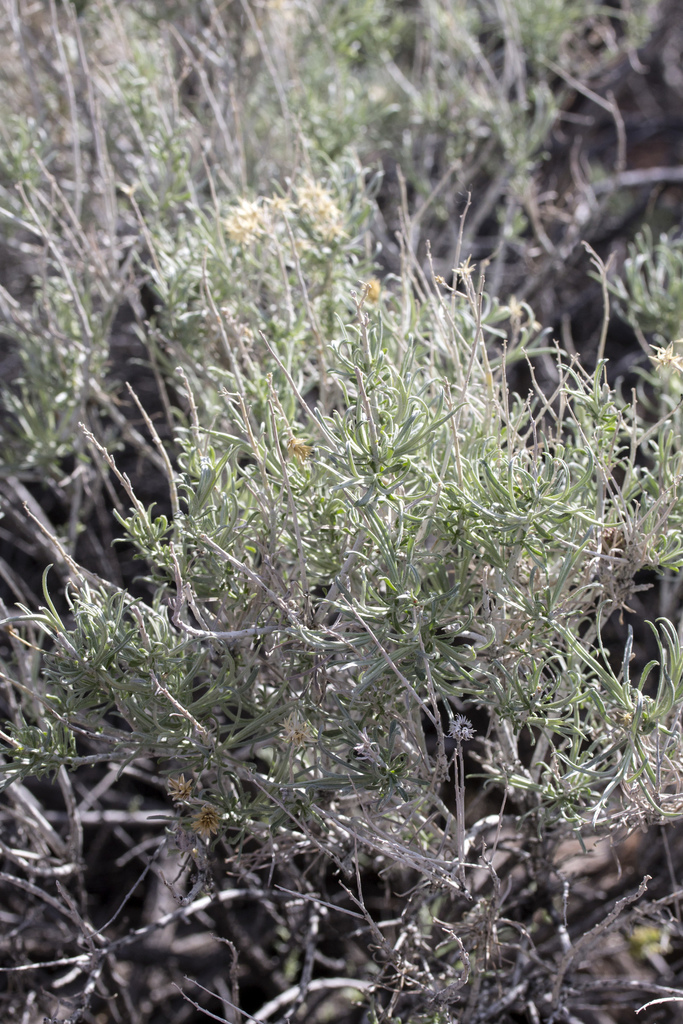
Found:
[296,178,346,242]
[223,178,346,247]
[365,278,381,304]
[224,198,264,245]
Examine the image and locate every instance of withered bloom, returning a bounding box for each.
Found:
[168,774,193,803]
[190,804,221,840]
[287,436,313,464]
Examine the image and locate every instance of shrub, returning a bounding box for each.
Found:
[1,2,682,1023]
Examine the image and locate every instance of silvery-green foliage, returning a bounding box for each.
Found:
[0,3,678,1019]
[5,250,683,838]
[608,227,683,342]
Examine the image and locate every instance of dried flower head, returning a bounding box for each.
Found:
[449,715,475,743]
[282,711,313,747]
[287,436,313,464]
[190,804,221,840]
[455,257,475,282]
[506,295,541,332]
[168,774,193,803]
[224,198,264,245]
[650,341,683,372]
[296,178,346,242]
[267,194,292,216]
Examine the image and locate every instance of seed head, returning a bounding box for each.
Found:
[191,804,221,840]
[168,774,193,803]
[282,711,313,747]
[449,715,475,743]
